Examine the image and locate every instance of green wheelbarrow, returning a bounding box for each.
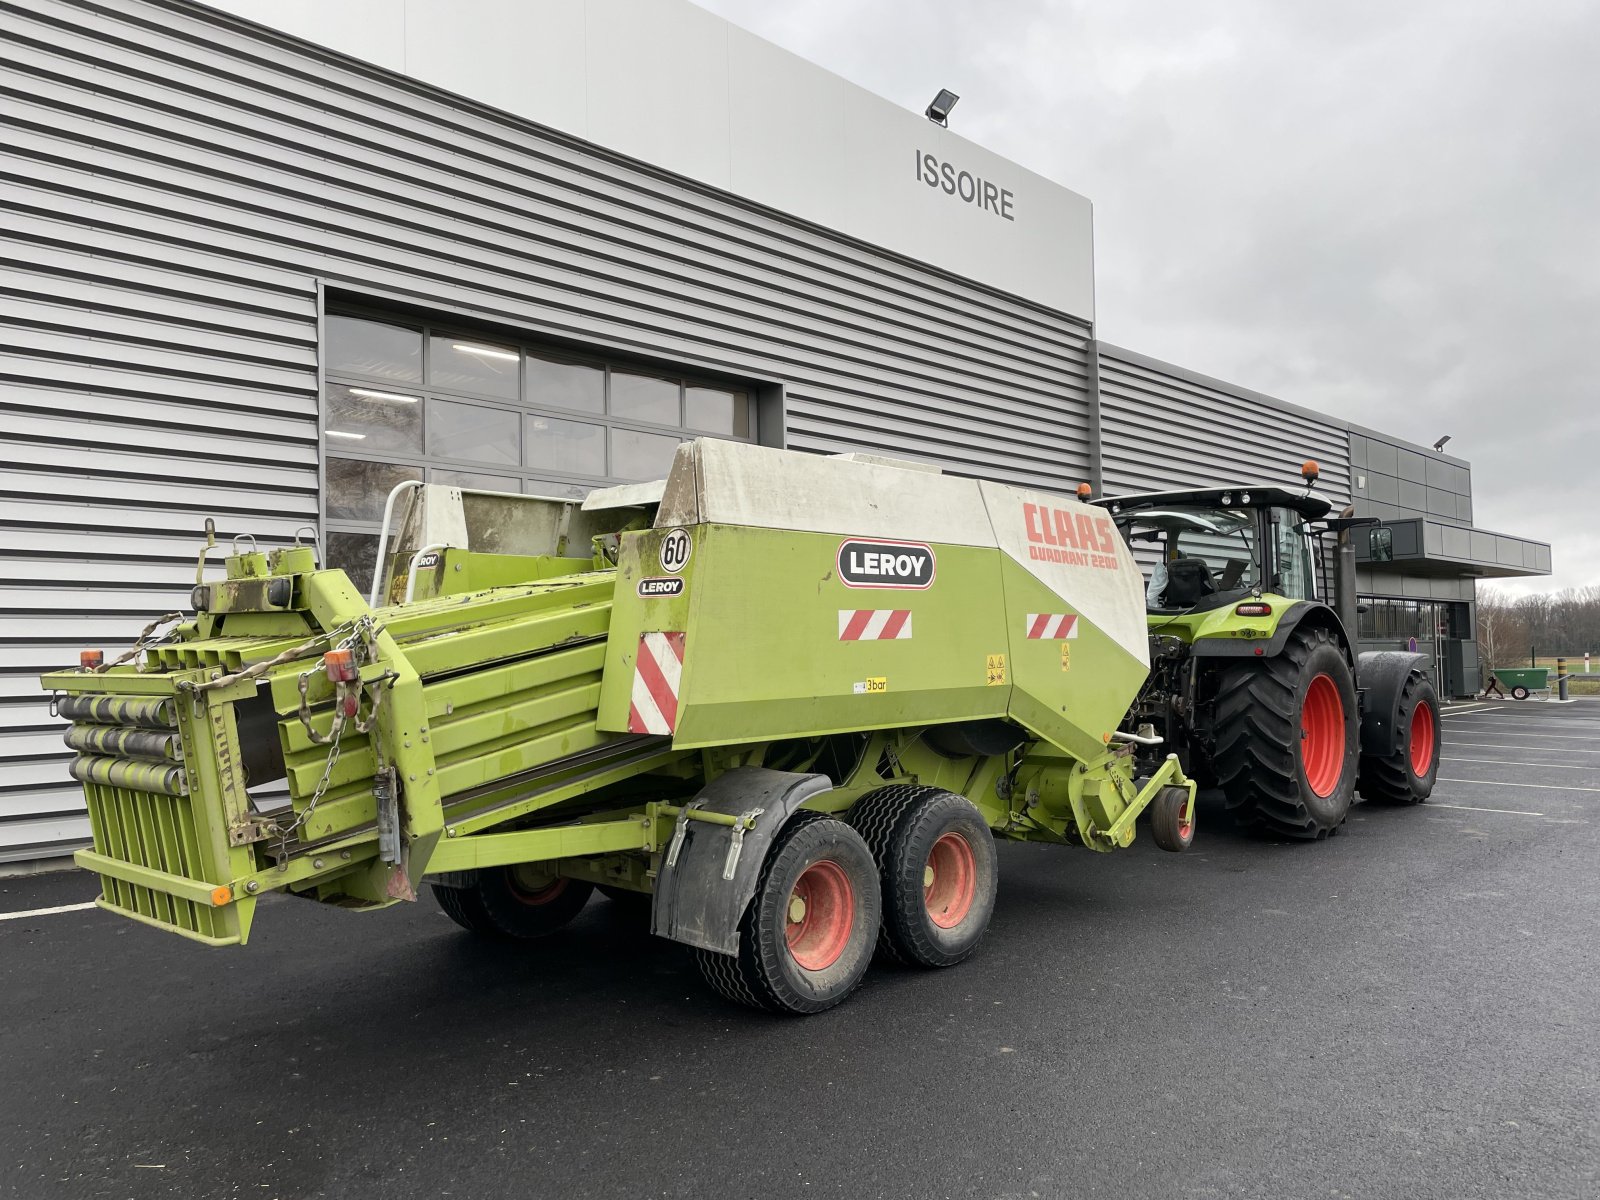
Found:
[1492,667,1550,700]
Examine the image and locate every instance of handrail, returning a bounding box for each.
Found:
[403,544,450,604]
[368,479,425,608]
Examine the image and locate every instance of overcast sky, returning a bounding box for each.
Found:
[698,0,1599,595]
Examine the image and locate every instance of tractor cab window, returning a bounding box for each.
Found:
[1115,507,1261,612]
[1270,507,1317,600]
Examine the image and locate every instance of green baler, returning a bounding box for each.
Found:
[42,441,1193,1014]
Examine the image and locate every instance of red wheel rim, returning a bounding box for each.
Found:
[1409,700,1436,777]
[507,866,568,906]
[1301,673,1346,798]
[785,860,855,971]
[1176,795,1194,842]
[924,832,978,929]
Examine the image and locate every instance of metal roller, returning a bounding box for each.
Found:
[58,694,177,730]
[64,724,183,763]
[69,754,188,797]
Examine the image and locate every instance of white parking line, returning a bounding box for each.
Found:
[0,901,97,922]
[1445,757,1599,771]
[1445,741,1600,754]
[1438,777,1600,793]
[1440,728,1600,742]
[1429,803,1545,816]
[1440,710,1600,729]
[1441,703,1494,715]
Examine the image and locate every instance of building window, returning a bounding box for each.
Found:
[321,308,759,589]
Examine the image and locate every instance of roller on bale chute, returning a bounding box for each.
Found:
[42,441,1192,1014]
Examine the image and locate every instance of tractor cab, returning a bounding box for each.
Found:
[1096,486,1332,617]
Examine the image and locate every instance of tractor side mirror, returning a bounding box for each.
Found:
[1368,527,1393,562]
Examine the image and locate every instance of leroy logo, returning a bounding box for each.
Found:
[1022,503,1122,570]
[837,538,936,589]
[637,577,685,598]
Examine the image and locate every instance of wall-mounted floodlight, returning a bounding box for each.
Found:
[925,89,960,127]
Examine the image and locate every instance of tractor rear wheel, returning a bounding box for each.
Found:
[432,865,594,939]
[1358,674,1441,805]
[1212,625,1359,840]
[849,785,998,968]
[694,813,879,1015]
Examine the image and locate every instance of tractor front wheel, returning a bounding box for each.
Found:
[1212,625,1359,840]
[1358,674,1441,805]
[695,813,880,1015]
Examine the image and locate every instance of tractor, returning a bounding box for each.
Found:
[1092,461,1442,840]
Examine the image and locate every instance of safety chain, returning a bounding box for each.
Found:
[176,617,367,701]
[276,616,388,857]
[96,612,186,674]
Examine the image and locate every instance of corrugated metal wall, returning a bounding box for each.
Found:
[1096,344,1352,507]
[0,0,1094,860]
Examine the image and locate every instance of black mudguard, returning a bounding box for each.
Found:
[1189,601,1349,660]
[1356,651,1432,758]
[650,767,830,955]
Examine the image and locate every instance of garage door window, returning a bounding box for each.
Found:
[322,309,758,588]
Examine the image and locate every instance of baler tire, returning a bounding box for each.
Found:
[850,786,997,968]
[1148,786,1196,852]
[1211,625,1359,840]
[1358,674,1441,805]
[435,867,593,940]
[432,882,497,935]
[694,812,879,1015]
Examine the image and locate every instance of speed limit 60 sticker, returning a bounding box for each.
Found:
[659,528,692,573]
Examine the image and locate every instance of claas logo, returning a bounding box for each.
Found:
[1022,503,1121,570]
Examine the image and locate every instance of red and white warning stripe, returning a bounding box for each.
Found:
[1024,613,1079,639]
[838,610,913,641]
[628,631,685,735]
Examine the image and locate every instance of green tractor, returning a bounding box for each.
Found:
[1093,462,1442,839]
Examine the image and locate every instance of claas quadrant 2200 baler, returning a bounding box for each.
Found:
[43,441,1194,1014]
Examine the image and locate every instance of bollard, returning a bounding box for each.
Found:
[1557,657,1569,702]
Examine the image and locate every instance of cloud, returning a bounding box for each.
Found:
[697,0,1600,591]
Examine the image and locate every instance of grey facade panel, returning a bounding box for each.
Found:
[1094,345,1353,506]
[0,0,1091,858]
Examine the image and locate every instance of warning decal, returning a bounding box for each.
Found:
[985,654,1008,687]
[1024,613,1079,640]
[627,631,685,735]
[838,610,913,641]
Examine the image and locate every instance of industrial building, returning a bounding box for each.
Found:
[0,0,1550,863]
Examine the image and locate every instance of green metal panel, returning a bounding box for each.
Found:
[998,556,1148,764]
[600,524,1012,745]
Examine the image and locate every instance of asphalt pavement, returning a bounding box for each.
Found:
[2,699,1597,1200]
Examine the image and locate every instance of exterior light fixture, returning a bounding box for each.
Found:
[925,89,959,127]
[326,429,367,440]
[452,343,519,362]
[348,388,420,403]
